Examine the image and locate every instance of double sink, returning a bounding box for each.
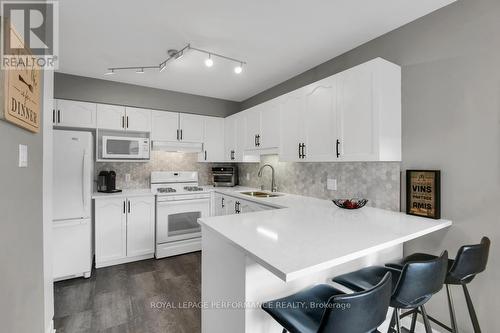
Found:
[240,191,282,198]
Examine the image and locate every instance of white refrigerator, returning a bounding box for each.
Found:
[53,130,93,280]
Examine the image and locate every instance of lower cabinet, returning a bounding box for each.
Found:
[95,195,155,267]
[213,192,275,216]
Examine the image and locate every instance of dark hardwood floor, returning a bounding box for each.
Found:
[54,252,201,333]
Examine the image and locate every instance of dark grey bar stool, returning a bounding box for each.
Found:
[386,237,490,333]
[332,251,448,333]
[261,272,392,333]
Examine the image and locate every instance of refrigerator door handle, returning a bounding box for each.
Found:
[82,150,90,210]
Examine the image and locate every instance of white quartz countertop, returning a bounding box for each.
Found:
[92,189,154,199]
[199,189,452,282]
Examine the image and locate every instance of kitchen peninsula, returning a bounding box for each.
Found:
[199,191,452,332]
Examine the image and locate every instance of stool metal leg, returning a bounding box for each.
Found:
[463,284,481,333]
[282,329,287,333]
[409,310,417,333]
[395,308,402,333]
[446,285,458,333]
[388,308,397,333]
[420,306,433,333]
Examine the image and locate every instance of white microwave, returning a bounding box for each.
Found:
[102,135,150,159]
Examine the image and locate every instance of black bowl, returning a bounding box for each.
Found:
[332,198,368,210]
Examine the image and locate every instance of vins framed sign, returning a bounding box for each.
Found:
[406,170,441,219]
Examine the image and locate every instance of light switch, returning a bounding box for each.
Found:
[327,178,337,191]
[19,144,28,168]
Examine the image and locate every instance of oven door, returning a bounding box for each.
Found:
[156,197,210,243]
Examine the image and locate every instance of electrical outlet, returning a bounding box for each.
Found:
[246,173,250,181]
[125,173,131,182]
[327,178,337,191]
[18,144,28,168]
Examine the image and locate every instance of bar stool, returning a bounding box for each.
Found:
[261,272,392,333]
[332,251,449,333]
[386,237,490,333]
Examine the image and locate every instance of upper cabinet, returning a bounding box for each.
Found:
[199,116,225,162]
[224,112,260,163]
[278,58,401,162]
[336,60,401,161]
[53,99,96,129]
[179,113,204,143]
[97,104,151,132]
[243,101,280,151]
[125,107,152,132]
[96,104,126,130]
[151,110,179,141]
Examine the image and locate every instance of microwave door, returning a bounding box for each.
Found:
[103,138,142,159]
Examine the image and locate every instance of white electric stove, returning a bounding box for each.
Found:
[151,171,211,258]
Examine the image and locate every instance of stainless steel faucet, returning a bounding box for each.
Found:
[258,164,277,192]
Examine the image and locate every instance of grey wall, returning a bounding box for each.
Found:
[0,70,45,331]
[241,0,499,331]
[54,72,240,117]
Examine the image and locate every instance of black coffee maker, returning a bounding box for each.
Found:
[97,170,122,193]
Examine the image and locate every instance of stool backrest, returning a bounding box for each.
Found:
[449,236,490,282]
[318,272,392,333]
[392,251,448,309]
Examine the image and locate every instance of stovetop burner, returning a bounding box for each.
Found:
[157,187,177,193]
[183,186,204,192]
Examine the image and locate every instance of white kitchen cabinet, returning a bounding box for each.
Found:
[179,113,204,142]
[224,114,236,162]
[244,102,280,151]
[278,57,401,162]
[94,194,155,267]
[244,107,261,150]
[95,197,127,265]
[213,193,276,216]
[336,59,401,161]
[125,107,152,132]
[199,116,225,162]
[303,76,339,161]
[126,196,155,257]
[259,100,281,149]
[97,104,126,130]
[54,99,97,129]
[279,89,306,161]
[151,110,179,141]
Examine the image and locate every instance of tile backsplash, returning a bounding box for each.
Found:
[97,153,401,211]
[95,151,215,189]
[238,155,401,211]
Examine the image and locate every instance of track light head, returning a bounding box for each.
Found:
[234,63,243,74]
[136,68,145,74]
[205,54,214,67]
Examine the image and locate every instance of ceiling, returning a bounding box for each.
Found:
[58,0,455,102]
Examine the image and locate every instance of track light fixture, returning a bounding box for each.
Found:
[105,44,246,75]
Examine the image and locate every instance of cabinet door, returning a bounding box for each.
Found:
[55,99,97,129]
[179,113,204,142]
[337,64,376,161]
[260,100,280,149]
[126,196,155,257]
[125,107,152,132]
[200,116,225,162]
[239,199,273,214]
[95,198,127,265]
[213,193,225,216]
[224,115,236,162]
[97,104,126,130]
[279,90,305,161]
[303,76,338,161]
[224,196,237,215]
[151,110,179,141]
[234,113,247,162]
[244,107,261,150]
